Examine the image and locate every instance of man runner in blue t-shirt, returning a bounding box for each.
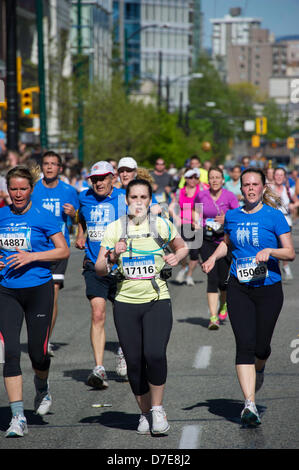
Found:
[31,151,79,355]
[75,161,126,389]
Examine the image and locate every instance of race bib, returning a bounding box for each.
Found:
[122,255,156,279]
[206,218,221,231]
[87,223,106,242]
[0,227,32,251]
[236,256,268,283]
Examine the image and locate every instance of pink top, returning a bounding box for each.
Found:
[178,184,208,224]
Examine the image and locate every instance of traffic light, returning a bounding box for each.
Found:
[21,88,33,117]
[256,117,267,135]
[251,135,260,148]
[0,100,7,120]
[287,137,295,149]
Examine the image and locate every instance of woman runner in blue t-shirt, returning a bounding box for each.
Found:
[202,168,295,426]
[0,166,69,437]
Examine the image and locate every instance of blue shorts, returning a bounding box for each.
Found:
[82,258,117,302]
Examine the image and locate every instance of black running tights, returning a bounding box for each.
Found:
[113,299,173,396]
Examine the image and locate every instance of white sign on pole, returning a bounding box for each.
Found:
[244,120,255,132]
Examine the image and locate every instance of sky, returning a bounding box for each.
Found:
[201,0,299,49]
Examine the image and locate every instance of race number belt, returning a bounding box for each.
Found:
[236,256,268,283]
[122,255,155,280]
[87,223,106,242]
[0,227,32,251]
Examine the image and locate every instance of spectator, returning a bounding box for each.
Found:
[150,158,173,204]
[225,165,243,201]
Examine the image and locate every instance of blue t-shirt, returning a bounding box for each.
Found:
[0,204,61,288]
[224,204,290,286]
[79,187,127,264]
[31,179,79,247]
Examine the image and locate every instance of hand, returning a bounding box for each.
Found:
[0,255,4,270]
[63,203,76,218]
[255,248,272,263]
[5,248,36,269]
[115,240,127,257]
[215,211,225,225]
[201,256,216,274]
[75,236,86,250]
[163,253,178,267]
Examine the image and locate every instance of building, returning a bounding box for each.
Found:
[210,8,262,81]
[70,0,113,84]
[113,0,201,111]
[227,28,287,94]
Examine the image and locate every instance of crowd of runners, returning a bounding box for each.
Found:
[0,150,296,436]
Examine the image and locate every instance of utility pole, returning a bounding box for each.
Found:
[36,0,48,150]
[157,51,162,111]
[6,0,18,151]
[77,0,84,163]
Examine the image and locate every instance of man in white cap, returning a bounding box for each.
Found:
[75,161,127,389]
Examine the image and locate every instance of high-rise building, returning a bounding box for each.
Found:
[227,28,287,94]
[113,0,200,110]
[210,8,262,81]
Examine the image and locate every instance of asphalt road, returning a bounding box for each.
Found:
[1,225,299,455]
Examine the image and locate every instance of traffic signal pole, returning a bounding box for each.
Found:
[6,0,19,151]
[36,0,48,150]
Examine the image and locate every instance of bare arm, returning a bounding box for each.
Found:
[5,232,70,270]
[201,235,230,274]
[255,232,295,263]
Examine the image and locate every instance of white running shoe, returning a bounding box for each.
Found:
[115,347,128,379]
[241,399,261,426]
[137,413,151,435]
[87,365,109,389]
[175,268,186,284]
[186,276,195,286]
[34,391,52,416]
[284,266,293,280]
[47,342,55,357]
[5,414,28,438]
[151,407,170,434]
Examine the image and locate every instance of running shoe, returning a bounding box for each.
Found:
[186,276,195,286]
[175,268,186,284]
[47,342,55,357]
[115,347,128,379]
[137,412,151,435]
[34,390,52,416]
[5,414,28,438]
[87,365,109,389]
[255,366,265,393]
[151,407,170,435]
[208,315,220,330]
[241,399,261,426]
[218,302,228,321]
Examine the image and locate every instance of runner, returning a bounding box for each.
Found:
[114,157,161,378]
[270,167,298,281]
[202,168,295,426]
[31,151,79,355]
[169,167,207,286]
[95,179,188,434]
[75,161,126,389]
[0,165,69,437]
[194,166,239,329]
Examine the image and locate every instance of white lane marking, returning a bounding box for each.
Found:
[193,346,212,369]
[179,425,202,449]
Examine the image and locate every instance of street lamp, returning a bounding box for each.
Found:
[124,23,170,91]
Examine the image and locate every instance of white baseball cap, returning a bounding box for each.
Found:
[86,161,115,178]
[118,157,137,170]
[184,168,200,178]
